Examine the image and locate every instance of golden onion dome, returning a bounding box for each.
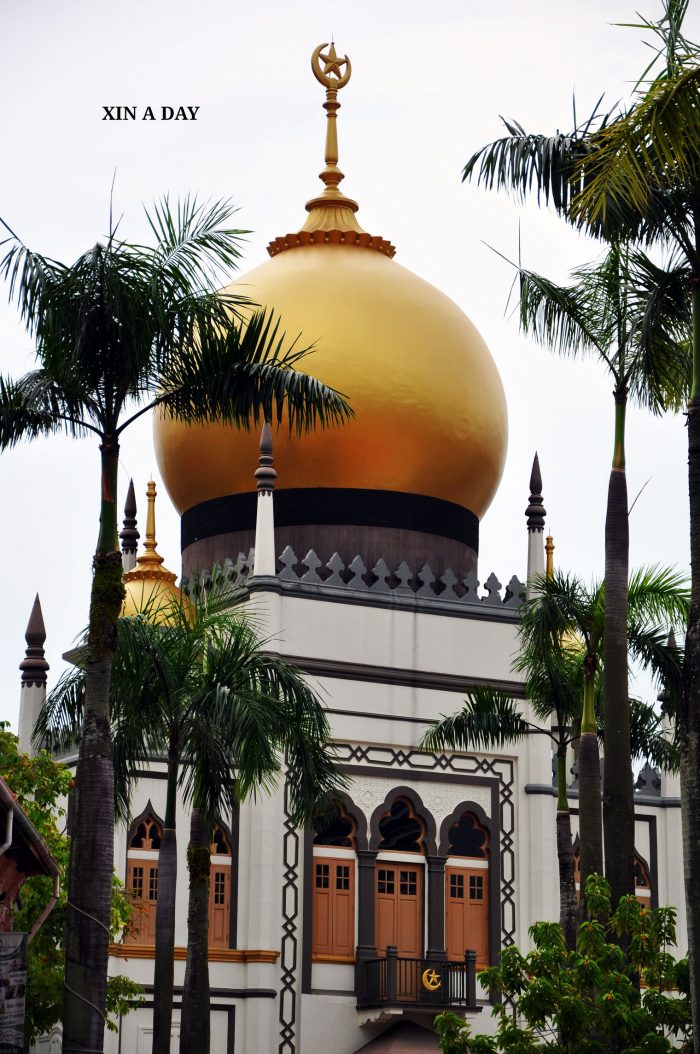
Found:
[122,481,185,622]
[153,44,507,572]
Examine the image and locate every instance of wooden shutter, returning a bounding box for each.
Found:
[209,863,231,949]
[375,863,423,959]
[312,856,355,960]
[126,860,158,945]
[445,866,488,967]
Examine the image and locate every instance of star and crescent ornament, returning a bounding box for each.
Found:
[311,42,352,90]
[421,967,442,991]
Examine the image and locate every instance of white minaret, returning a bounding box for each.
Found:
[253,423,277,578]
[18,595,49,754]
[119,479,139,572]
[525,452,546,595]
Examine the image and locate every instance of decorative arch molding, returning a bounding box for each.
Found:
[314,797,368,851]
[126,799,164,845]
[634,849,651,882]
[368,785,437,855]
[439,800,492,857]
[212,815,234,855]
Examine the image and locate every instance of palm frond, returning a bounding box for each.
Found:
[518,570,596,665]
[153,308,352,435]
[626,249,692,411]
[462,122,588,213]
[523,649,584,733]
[627,564,689,629]
[422,686,531,752]
[628,699,679,772]
[571,67,700,230]
[517,267,606,359]
[145,195,247,295]
[34,668,85,753]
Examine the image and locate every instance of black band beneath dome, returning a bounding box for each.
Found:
[181,488,479,553]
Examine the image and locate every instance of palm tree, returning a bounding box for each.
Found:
[426,566,687,925]
[524,567,687,899]
[461,3,694,916]
[39,577,347,1054]
[505,244,689,910]
[557,9,700,1033]
[464,0,700,1023]
[0,197,351,1053]
[423,654,681,949]
[422,664,582,948]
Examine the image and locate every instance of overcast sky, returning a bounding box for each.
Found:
[1,0,697,731]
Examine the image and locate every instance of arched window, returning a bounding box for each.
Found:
[378,798,425,853]
[312,808,357,961]
[125,809,163,946]
[444,811,490,967]
[375,797,427,960]
[573,846,653,909]
[635,853,652,907]
[209,823,233,949]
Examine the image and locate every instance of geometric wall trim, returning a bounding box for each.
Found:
[282,743,517,1054]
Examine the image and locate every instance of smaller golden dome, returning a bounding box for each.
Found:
[122,481,185,622]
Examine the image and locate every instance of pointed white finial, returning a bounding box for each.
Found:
[253,424,277,577]
[18,595,49,754]
[526,453,546,594]
[120,479,140,572]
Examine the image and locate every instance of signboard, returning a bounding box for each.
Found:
[0,933,27,1054]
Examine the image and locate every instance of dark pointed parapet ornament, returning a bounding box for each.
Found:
[266,547,526,611]
[255,422,277,493]
[525,452,546,531]
[19,594,49,687]
[119,478,140,555]
[635,762,662,797]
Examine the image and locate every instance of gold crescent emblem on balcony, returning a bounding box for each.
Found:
[421,967,441,991]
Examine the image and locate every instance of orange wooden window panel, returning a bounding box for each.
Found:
[445,866,488,967]
[208,863,231,949]
[375,863,423,959]
[125,860,158,945]
[312,856,355,960]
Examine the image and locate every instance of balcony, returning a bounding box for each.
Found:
[357,947,481,1012]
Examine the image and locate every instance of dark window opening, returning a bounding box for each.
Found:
[469,874,484,901]
[448,812,489,859]
[129,817,161,851]
[378,868,395,895]
[314,808,357,848]
[449,873,464,899]
[378,798,425,853]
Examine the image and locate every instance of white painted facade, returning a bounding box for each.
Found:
[20,524,684,1054]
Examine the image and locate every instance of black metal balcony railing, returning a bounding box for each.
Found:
[357,946,480,1011]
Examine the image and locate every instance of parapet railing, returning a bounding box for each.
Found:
[357,946,480,1011]
[182,547,527,618]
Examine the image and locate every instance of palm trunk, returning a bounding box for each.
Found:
[180,808,211,1054]
[578,661,603,909]
[63,437,123,1054]
[556,748,577,949]
[602,391,635,910]
[153,750,179,1054]
[681,272,700,1050]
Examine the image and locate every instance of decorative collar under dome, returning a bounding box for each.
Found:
[267,43,396,259]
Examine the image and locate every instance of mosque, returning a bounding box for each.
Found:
[16,43,685,1054]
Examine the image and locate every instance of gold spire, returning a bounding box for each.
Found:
[301,43,361,229]
[124,481,176,583]
[267,43,395,258]
[545,534,555,579]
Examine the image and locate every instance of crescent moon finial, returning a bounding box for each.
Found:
[311,42,352,90]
